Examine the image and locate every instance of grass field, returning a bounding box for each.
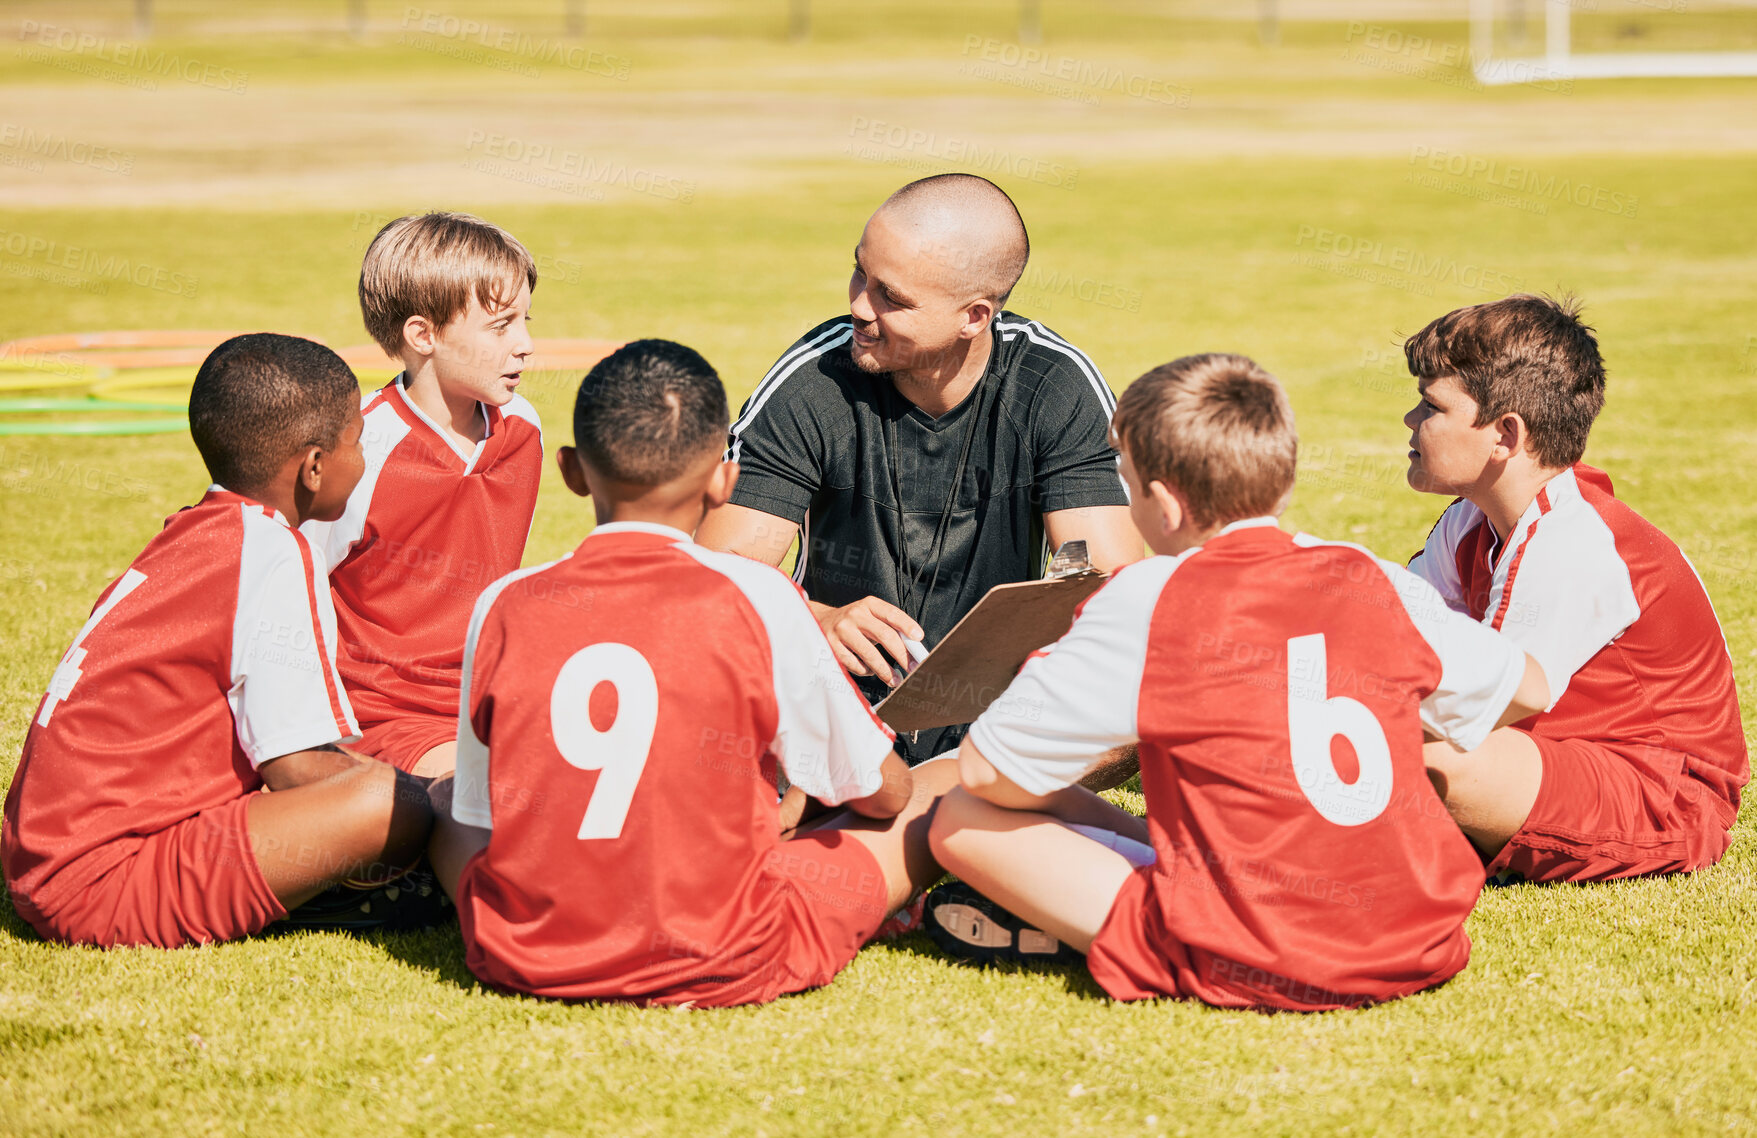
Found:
[1,5,1755,1135]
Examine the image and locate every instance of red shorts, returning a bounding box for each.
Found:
[696,830,891,1007]
[20,795,284,948]
[1488,733,1738,883]
[1085,868,1193,1003]
[354,713,457,773]
[1086,868,1464,1011]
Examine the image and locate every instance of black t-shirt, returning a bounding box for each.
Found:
[728,312,1128,763]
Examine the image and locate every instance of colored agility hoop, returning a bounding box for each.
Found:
[0,399,184,412]
[0,358,105,394]
[89,367,200,401]
[91,366,402,402]
[0,395,187,436]
[0,330,627,436]
[0,418,188,437]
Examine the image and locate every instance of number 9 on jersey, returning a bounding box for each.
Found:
[550,642,659,840]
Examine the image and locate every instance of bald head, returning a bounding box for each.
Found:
[874,174,1030,305]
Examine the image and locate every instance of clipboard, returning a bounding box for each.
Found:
[874,541,1109,733]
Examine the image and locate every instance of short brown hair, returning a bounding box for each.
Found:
[359,212,537,355]
[1403,294,1605,468]
[1112,353,1297,529]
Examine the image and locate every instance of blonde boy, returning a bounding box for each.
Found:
[304,212,543,777]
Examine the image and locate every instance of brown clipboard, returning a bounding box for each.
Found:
[874,542,1108,733]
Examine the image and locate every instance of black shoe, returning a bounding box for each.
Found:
[923,880,1082,967]
[276,866,454,934]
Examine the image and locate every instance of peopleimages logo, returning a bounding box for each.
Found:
[958,36,1191,107]
[1407,146,1639,219]
[399,7,631,79]
[463,131,697,203]
[0,227,199,298]
[15,21,250,93]
[0,124,134,176]
[1294,224,1524,297]
[845,117,1079,190]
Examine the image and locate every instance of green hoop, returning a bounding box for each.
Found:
[0,395,188,436]
[0,418,188,436]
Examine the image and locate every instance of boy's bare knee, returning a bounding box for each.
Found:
[337,762,432,838]
[913,755,963,799]
[927,786,981,860]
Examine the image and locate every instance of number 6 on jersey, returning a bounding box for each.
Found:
[550,642,659,840]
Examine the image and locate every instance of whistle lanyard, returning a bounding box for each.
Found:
[882,375,986,631]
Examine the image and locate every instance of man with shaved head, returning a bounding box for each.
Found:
[699,174,1142,770]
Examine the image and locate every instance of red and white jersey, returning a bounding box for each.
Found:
[2,488,358,918]
[971,519,1529,1010]
[452,522,894,1003]
[301,377,542,724]
[1409,464,1747,807]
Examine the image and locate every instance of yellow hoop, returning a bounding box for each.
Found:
[0,358,103,394]
[89,367,200,401]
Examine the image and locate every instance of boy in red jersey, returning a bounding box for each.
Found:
[302,212,543,778]
[428,340,958,1007]
[1401,295,1747,882]
[2,334,434,948]
[926,354,1551,1010]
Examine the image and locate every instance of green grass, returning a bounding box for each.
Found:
[2,13,1756,1137]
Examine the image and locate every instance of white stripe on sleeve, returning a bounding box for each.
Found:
[678,543,893,805]
[729,322,853,463]
[1295,534,1527,753]
[995,318,1117,413]
[451,557,567,831]
[299,395,411,575]
[969,556,1180,796]
[230,507,360,767]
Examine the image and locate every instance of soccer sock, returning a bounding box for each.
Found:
[1064,823,1157,868]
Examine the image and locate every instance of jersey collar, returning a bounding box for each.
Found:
[391,373,496,467]
[204,484,293,527]
[1192,516,1284,554]
[586,520,693,544]
[1215,516,1281,536]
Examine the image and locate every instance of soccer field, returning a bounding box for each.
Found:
[1,4,1754,1134]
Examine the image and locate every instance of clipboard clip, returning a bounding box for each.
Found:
[1046,539,1093,579]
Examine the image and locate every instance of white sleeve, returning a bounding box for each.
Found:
[1378,559,1527,751]
[449,564,551,830]
[229,514,360,767]
[968,557,1178,797]
[450,590,497,831]
[299,395,403,575]
[1487,521,1640,710]
[681,546,893,805]
[504,393,543,449]
[1406,502,1474,614]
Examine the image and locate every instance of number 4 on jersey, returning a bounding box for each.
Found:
[37,569,148,728]
[1285,633,1393,827]
[550,642,659,840]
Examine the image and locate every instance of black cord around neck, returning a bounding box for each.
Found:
[884,374,986,628]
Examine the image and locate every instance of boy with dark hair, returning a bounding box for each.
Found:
[302,211,543,778]
[429,339,957,1007]
[1402,294,1747,882]
[926,354,1550,1010]
[2,334,433,948]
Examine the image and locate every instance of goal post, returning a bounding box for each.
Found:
[1471,0,1757,84]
